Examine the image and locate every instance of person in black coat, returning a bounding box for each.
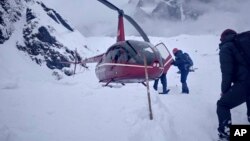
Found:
[172,48,190,94]
[217,29,250,141]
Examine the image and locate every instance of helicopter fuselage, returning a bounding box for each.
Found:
[95,40,172,83]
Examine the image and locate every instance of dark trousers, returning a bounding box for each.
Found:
[154,73,167,92]
[180,70,189,93]
[217,82,250,136]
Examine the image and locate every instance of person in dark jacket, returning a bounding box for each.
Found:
[217,29,250,141]
[153,56,170,94]
[153,72,169,94]
[172,48,190,94]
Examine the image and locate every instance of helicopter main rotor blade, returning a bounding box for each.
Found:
[98,0,150,42]
[98,0,121,12]
[123,14,150,42]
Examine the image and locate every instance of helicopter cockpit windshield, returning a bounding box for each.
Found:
[102,40,163,65]
[124,40,159,65]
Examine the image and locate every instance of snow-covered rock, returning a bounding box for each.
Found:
[152,1,181,21]
[132,0,204,22]
[0,0,23,44]
[0,0,92,78]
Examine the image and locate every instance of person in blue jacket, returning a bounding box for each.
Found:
[172,48,191,94]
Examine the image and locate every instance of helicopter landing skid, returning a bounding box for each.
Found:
[102,84,124,88]
[141,82,148,87]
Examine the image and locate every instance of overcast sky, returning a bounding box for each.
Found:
[41,0,250,37]
[41,0,127,28]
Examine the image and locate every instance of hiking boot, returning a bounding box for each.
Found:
[218,138,229,141]
[159,89,170,94]
[181,83,189,94]
[182,90,189,94]
[153,85,157,91]
[218,136,229,141]
[218,133,229,141]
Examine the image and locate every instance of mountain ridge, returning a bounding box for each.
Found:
[0,0,93,78]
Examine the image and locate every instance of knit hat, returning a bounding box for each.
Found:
[220,29,237,41]
[172,48,179,54]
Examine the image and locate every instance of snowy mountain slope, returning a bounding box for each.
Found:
[1,0,93,77]
[1,35,249,141]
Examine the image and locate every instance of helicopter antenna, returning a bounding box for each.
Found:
[98,0,150,42]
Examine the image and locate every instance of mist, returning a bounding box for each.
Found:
[41,0,250,37]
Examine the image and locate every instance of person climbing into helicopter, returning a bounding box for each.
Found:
[172,48,193,94]
[153,55,170,94]
[153,72,169,94]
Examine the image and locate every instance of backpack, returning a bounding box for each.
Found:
[234,31,250,68]
[183,52,193,67]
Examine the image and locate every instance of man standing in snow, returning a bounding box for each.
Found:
[217,29,250,141]
[172,48,191,94]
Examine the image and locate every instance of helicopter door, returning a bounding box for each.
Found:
[154,43,173,72]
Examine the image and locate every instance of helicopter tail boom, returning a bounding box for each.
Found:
[82,53,104,64]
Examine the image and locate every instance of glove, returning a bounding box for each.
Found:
[171,61,175,65]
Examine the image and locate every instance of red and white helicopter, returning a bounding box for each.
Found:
[72,0,173,87]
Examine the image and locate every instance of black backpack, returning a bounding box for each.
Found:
[183,52,193,67]
[234,31,250,68]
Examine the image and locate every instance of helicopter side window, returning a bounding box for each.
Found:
[117,49,130,63]
[113,48,130,63]
[112,48,121,63]
[104,51,112,63]
[104,47,123,63]
[104,48,116,63]
[127,48,154,65]
[143,49,155,65]
[127,54,136,64]
[125,40,156,65]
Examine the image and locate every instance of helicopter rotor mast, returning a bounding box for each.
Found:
[97,0,150,42]
[117,11,125,42]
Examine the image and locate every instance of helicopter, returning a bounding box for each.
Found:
[72,0,173,87]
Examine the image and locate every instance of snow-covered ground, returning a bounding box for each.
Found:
[0,34,249,141]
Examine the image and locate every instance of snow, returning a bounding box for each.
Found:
[23,1,90,56]
[0,34,249,141]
